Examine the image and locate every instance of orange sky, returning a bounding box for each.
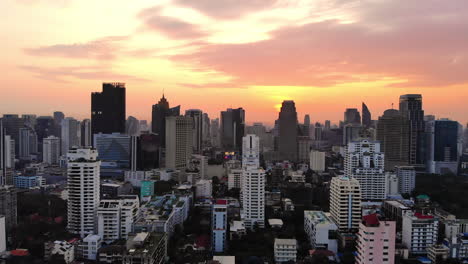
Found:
[1,0,468,126]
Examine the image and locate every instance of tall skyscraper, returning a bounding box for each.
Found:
[361,103,372,128]
[376,109,410,170]
[212,200,228,253]
[304,114,311,137]
[425,119,460,174]
[242,134,260,168]
[202,113,211,147]
[324,120,331,130]
[242,167,265,229]
[344,108,361,125]
[91,83,126,138]
[66,147,100,238]
[220,108,245,151]
[61,117,81,155]
[278,101,298,161]
[165,116,193,169]
[151,94,180,147]
[330,176,361,231]
[130,134,161,171]
[43,136,60,165]
[0,186,17,232]
[126,116,140,136]
[18,127,37,160]
[395,166,416,195]
[344,139,387,200]
[0,123,14,186]
[185,109,203,153]
[53,111,65,137]
[35,116,54,152]
[1,114,24,156]
[80,119,92,147]
[399,94,425,165]
[210,118,220,148]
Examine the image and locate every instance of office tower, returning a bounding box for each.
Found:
[361,103,372,128]
[0,123,14,186]
[274,239,297,263]
[210,118,220,148]
[424,115,436,122]
[18,127,37,160]
[22,114,36,127]
[242,134,260,168]
[80,119,92,147]
[43,136,60,165]
[53,111,65,137]
[310,150,325,172]
[304,211,338,253]
[202,113,210,147]
[278,101,298,161]
[330,176,361,231]
[185,109,203,153]
[242,167,265,229]
[151,94,180,147]
[343,124,362,145]
[35,116,54,152]
[399,94,425,165]
[228,169,242,190]
[402,211,439,255]
[314,126,323,141]
[1,114,24,156]
[356,214,396,264]
[97,195,139,244]
[212,200,228,253]
[220,108,245,151]
[126,116,140,136]
[395,166,416,195]
[66,147,100,237]
[425,119,460,174]
[376,109,410,170]
[304,114,311,137]
[0,186,17,231]
[91,83,126,137]
[93,133,131,168]
[61,117,81,155]
[298,136,311,162]
[344,139,387,200]
[165,116,193,170]
[246,123,273,152]
[344,108,361,125]
[130,134,161,171]
[324,120,331,131]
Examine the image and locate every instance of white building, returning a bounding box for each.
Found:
[310,150,326,172]
[344,139,387,200]
[189,154,208,179]
[228,169,242,190]
[212,200,228,253]
[61,117,81,155]
[402,211,439,255]
[242,134,260,168]
[97,195,139,244]
[274,238,297,263]
[304,211,338,253]
[48,241,75,263]
[82,234,102,260]
[165,116,193,170]
[195,179,212,198]
[43,136,60,165]
[66,147,100,237]
[386,172,399,196]
[241,167,265,229]
[395,166,416,194]
[330,176,362,231]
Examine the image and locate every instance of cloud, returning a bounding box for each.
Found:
[24,36,128,60]
[173,0,278,19]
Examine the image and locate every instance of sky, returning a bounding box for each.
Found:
[2,0,468,126]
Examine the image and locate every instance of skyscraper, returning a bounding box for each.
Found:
[242,134,260,168]
[361,103,372,128]
[126,116,140,136]
[278,101,298,161]
[93,133,131,168]
[61,117,81,155]
[35,116,54,152]
[425,119,460,174]
[91,83,126,138]
[66,147,100,238]
[212,200,228,253]
[210,118,220,148]
[43,136,60,165]
[151,94,180,147]
[53,111,65,137]
[1,114,24,156]
[242,167,265,229]
[0,123,14,186]
[399,94,425,165]
[220,108,245,151]
[344,108,361,125]
[202,113,211,147]
[130,134,161,171]
[376,109,410,170]
[330,176,361,231]
[80,119,92,147]
[18,127,37,160]
[165,116,193,169]
[185,109,203,153]
[0,186,17,232]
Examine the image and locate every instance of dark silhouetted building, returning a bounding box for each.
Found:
[53,111,65,137]
[91,83,126,139]
[185,109,203,153]
[151,94,180,147]
[425,119,460,174]
[344,108,361,125]
[221,108,245,151]
[1,114,24,156]
[362,103,372,128]
[278,101,298,161]
[399,94,425,165]
[131,133,161,171]
[35,116,54,152]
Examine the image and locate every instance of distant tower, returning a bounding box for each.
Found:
[43,136,60,165]
[151,94,180,147]
[361,103,372,128]
[399,94,424,165]
[242,134,260,168]
[185,109,203,153]
[220,108,245,151]
[278,101,298,161]
[165,116,193,170]
[61,117,81,155]
[344,108,361,125]
[242,167,265,229]
[91,83,126,138]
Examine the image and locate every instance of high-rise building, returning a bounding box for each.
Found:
[361,103,372,128]
[298,136,311,162]
[91,83,126,138]
[344,108,361,125]
[126,116,140,136]
[35,116,54,152]
[278,101,298,161]
[228,169,242,190]
[344,139,387,200]
[130,134,161,171]
[66,147,100,237]
[202,113,210,147]
[165,116,193,170]
[399,94,425,165]
[304,211,338,253]
[210,118,220,148]
[330,176,361,231]
[402,211,439,255]
[395,166,416,195]
[1,114,24,156]
[0,216,5,253]
[53,111,65,137]
[356,214,396,264]
[220,108,245,151]
[0,123,14,186]
[43,136,61,165]
[242,134,260,168]
[151,94,180,147]
[310,150,326,172]
[343,124,362,145]
[61,117,81,155]
[425,119,460,174]
[185,109,203,153]
[304,114,311,137]
[376,109,410,170]
[80,119,92,147]
[212,200,228,253]
[18,127,37,160]
[93,133,131,168]
[242,167,265,229]
[0,186,17,232]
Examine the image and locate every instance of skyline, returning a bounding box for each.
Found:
[2,0,468,125]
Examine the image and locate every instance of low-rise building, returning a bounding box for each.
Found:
[402,211,439,255]
[44,241,75,263]
[274,238,297,263]
[81,234,102,260]
[304,211,338,254]
[229,221,246,240]
[123,232,167,264]
[443,233,468,261]
[195,179,212,198]
[427,244,449,263]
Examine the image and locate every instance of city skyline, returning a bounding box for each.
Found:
[2,0,468,125]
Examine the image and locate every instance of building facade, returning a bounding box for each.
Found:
[330,176,362,231]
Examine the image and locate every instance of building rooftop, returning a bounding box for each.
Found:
[274,238,297,246]
[304,211,335,225]
[362,213,380,226]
